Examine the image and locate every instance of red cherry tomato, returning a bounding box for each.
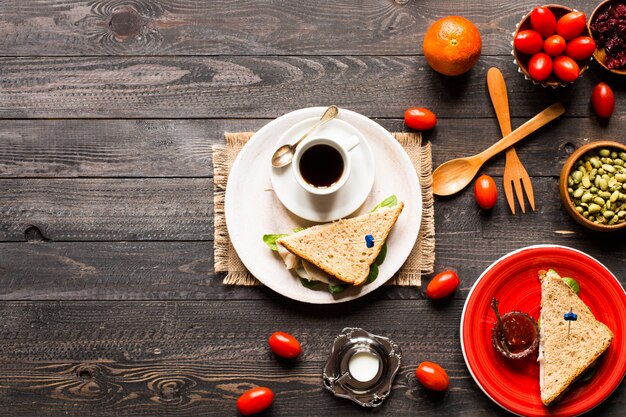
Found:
[527,53,553,82]
[514,30,543,55]
[237,387,274,415]
[530,6,557,38]
[416,361,450,391]
[474,174,498,210]
[553,55,580,82]
[565,36,596,61]
[425,270,460,299]
[268,332,302,359]
[404,108,437,131]
[591,82,615,119]
[556,11,587,41]
[543,35,566,57]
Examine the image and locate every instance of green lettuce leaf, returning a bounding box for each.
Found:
[375,243,387,265]
[370,195,397,212]
[328,283,348,294]
[579,363,597,382]
[262,234,289,251]
[300,278,321,289]
[562,277,580,295]
[366,262,379,284]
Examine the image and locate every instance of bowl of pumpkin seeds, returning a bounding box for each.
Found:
[560,140,626,232]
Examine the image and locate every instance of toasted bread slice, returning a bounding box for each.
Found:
[276,202,404,285]
[538,269,614,406]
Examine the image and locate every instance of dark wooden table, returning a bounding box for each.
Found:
[0,1,624,416]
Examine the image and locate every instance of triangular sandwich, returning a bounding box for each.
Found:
[276,202,404,285]
[538,269,614,405]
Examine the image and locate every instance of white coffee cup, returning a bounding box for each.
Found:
[292,134,360,196]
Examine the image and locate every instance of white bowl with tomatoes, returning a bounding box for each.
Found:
[512,5,596,88]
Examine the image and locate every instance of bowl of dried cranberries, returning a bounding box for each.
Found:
[513,5,594,87]
[589,0,626,75]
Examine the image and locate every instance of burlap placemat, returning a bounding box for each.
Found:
[213,132,434,287]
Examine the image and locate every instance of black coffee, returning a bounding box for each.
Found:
[299,144,344,188]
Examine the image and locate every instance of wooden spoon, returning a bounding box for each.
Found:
[432,102,565,196]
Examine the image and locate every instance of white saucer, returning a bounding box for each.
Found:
[270,118,375,222]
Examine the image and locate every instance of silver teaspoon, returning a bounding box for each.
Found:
[271,105,339,168]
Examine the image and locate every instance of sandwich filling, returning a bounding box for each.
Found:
[277,243,337,284]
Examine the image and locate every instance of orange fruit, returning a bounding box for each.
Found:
[423,16,482,76]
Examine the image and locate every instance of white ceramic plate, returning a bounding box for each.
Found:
[224,107,422,303]
[270,117,375,222]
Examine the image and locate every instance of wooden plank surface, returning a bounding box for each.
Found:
[0,0,590,57]
[1,0,625,416]
[1,178,625,301]
[0,177,616,242]
[0,178,212,241]
[1,117,625,178]
[0,300,622,417]
[1,56,624,119]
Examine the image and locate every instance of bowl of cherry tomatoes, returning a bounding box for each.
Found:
[513,5,595,87]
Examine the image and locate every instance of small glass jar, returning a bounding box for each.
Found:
[492,311,539,360]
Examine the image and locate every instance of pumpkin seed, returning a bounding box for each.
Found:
[588,203,602,214]
[590,157,601,168]
[599,191,612,200]
[602,164,615,173]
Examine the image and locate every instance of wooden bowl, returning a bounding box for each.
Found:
[513,4,592,88]
[588,0,626,75]
[559,140,626,232]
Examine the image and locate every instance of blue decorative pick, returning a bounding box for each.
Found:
[564,307,577,338]
[365,234,374,248]
[564,311,577,321]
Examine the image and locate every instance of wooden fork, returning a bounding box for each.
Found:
[487,68,536,214]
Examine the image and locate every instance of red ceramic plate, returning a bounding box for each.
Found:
[461,245,626,417]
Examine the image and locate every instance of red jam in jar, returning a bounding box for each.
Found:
[492,311,539,359]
